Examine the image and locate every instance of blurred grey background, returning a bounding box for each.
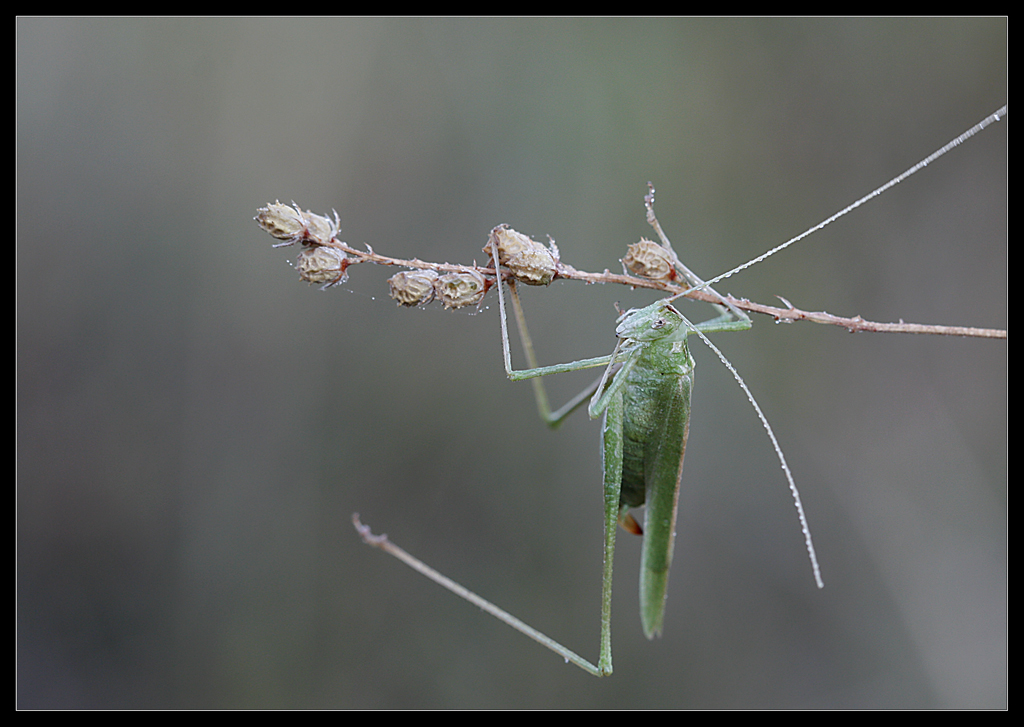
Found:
[18,18,1005,708]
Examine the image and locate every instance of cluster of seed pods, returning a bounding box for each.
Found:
[257,203,678,305]
[385,224,560,309]
[255,201,349,285]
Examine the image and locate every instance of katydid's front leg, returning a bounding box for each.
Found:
[691,310,752,335]
[491,238,745,426]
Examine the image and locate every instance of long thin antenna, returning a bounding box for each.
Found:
[690,106,1007,295]
[685,322,824,588]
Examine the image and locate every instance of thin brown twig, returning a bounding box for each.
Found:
[258,107,1007,340]
[324,239,1007,340]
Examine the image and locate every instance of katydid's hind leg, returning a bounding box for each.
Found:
[353,514,609,677]
[597,387,626,676]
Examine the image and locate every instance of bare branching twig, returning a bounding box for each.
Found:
[256,108,1007,339]
[254,200,1006,340]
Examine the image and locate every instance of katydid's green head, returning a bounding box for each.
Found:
[615,300,685,342]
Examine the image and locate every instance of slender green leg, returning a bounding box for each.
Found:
[692,311,751,334]
[356,246,638,677]
[506,280,611,427]
[488,230,626,430]
[490,243,637,677]
[353,514,608,676]
[597,388,624,676]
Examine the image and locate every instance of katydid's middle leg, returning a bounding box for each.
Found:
[491,239,616,427]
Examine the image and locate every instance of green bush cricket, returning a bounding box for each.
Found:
[353,106,1005,678]
[353,228,819,677]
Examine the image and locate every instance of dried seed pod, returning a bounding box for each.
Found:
[485,224,556,286]
[622,238,676,282]
[435,270,486,310]
[388,269,439,307]
[300,208,341,246]
[255,202,340,247]
[296,245,348,285]
[485,224,536,265]
[255,201,306,243]
[505,246,556,286]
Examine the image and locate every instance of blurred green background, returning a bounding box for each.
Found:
[18,18,1006,708]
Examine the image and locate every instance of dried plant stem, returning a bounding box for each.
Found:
[322,239,1006,340]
